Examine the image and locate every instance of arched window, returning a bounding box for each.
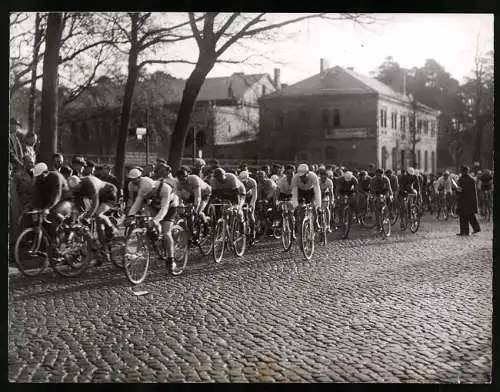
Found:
[424,150,429,172]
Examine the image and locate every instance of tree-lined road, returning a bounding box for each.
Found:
[8,217,492,383]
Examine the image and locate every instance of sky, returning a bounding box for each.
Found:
[10,13,494,89]
[150,13,494,85]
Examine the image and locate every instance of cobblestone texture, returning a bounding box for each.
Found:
[8,216,492,383]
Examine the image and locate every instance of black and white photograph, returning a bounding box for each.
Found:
[8,12,493,383]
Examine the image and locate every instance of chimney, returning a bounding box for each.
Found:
[274,68,281,90]
[320,58,329,74]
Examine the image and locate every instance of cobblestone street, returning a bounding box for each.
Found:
[8,216,492,383]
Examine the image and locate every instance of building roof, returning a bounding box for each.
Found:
[264,66,439,114]
[197,73,269,102]
[160,72,272,104]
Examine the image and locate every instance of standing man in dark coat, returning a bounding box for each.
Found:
[456,165,480,236]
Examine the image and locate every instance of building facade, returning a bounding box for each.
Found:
[259,62,439,172]
[57,71,278,165]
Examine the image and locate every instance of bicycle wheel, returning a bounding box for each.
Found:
[231,218,247,257]
[381,206,391,238]
[409,205,421,233]
[51,226,92,278]
[14,228,50,277]
[124,228,150,285]
[281,213,293,252]
[106,235,126,269]
[196,217,212,256]
[361,201,376,229]
[172,224,189,276]
[319,209,327,245]
[389,202,399,226]
[212,219,225,264]
[341,207,351,240]
[300,217,315,261]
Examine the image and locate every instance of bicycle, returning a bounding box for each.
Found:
[481,189,492,222]
[123,215,189,285]
[211,200,247,263]
[277,199,295,252]
[372,193,391,238]
[14,209,92,278]
[399,192,420,233]
[387,195,399,226]
[337,194,353,240]
[296,200,315,261]
[436,191,450,221]
[254,199,274,241]
[176,202,212,256]
[359,192,376,229]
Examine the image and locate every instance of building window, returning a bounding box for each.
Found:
[431,151,436,173]
[333,109,341,127]
[262,85,267,96]
[423,119,429,134]
[227,123,232,134]
[424,150,428,172]
[417,149,421,169]
[392,147,397,170]
[380,108,388,129]
[431,120,436,137]
[417,119,422,134]
[391,112,398,130]
[321,109,330,130]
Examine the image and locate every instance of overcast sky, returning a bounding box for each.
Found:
[150,13,494,85]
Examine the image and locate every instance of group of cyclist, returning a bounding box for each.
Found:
[19,153,493,274]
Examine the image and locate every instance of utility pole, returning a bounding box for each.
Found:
[146,107,150,166]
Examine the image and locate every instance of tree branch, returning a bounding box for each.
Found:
[138,59,197,69]
[215,13,265,57]
[214,13,240,42]
[189,12,203,46]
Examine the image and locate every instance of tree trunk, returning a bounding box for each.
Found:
[472,117,483,165]
[38,12,63,164]
[168,60,214,170]
[28,13,43,136]
[114,47,139,188]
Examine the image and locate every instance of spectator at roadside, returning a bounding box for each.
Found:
[456,165,480,236]
[52,153,64,172]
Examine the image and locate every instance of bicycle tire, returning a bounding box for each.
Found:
[389,202,399,226]
[212,219,225,264]
[381,206,391,238]
[319,208,328,246]
[300,217,314,261]
[231,218,247,257]
[172,224,189,276]
[281,213,293,252]
[51,226,92,278]
[14,227,50,277]
[409,205,421,233]
[341,206,351,240]
[196,217,212,256]
[124,228,150,285]
[361,201,376,229]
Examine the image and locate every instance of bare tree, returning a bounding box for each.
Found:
[167,12,374,169]
[27,13,45,135]
[105,12,196,186]
[38,12,64,164]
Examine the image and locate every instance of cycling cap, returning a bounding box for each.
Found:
[67,175,81,188]
[318,168,327,175]
[344,171,353,181]
[127,168,142,179]
[214,168,226,178]
[444,170,450,176]
[32,162,48,177]
[407,167,415,175]
[194,158,206,168]
[297,164,309,175]
[239,170,249,180]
